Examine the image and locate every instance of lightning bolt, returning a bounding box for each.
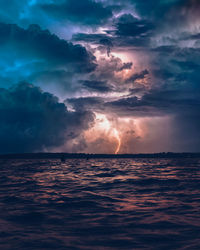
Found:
[113,129,121,154]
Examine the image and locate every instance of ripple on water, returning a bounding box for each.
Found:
[0,158,200,249]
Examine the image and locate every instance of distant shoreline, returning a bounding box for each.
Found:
[0,152,200,159]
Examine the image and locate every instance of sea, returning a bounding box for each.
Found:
[0,158,200,249]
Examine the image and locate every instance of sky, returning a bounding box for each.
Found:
[0,0,200,154]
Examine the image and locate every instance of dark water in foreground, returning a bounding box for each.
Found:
[0,158,200,250]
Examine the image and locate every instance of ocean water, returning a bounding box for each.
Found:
[0,158,200,250]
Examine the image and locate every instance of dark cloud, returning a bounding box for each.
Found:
[99,38,113,56]
[188,33,200,40]
[0,23,96,72]
[81,80,112,93]
[72,13,154,48]
[72,33,110,44]
[0,82,94,153]
[73,32,151,48]
[126,0,183,20]
[151,46,200,88]
[40,0,113,26]
[124,0,200,42]
[117,62,133,72]
[125,69,149,83]
[106,87,200,116]
[67,96,103,112]
[116,14,154,37]
[0,22,97,96]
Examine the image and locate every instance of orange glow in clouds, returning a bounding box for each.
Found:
[84,113,122,154]
[84,113,147,154]
[83,113,173,154]
[97,113,122,154]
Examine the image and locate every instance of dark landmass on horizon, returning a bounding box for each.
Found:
[0,152,200,159]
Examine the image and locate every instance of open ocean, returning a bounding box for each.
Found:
[0,158,200,250]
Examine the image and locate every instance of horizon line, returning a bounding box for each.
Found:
[0,152,200,159]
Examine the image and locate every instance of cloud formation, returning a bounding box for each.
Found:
[0,0,200,153]
[0,22,96,71]
[0,82,94,153]
[40,0,113,26]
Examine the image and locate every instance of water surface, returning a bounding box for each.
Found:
[0,158,200,249]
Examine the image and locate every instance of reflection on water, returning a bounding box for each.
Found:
[0,158,200,249]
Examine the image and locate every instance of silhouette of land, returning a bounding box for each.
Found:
[0,152,200,159]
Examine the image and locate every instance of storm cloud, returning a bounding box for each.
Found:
[0,0,199,153]
[0,22,96,71]
[40,0,113,26]
[0,22,96,96]
[0,82,94,153]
